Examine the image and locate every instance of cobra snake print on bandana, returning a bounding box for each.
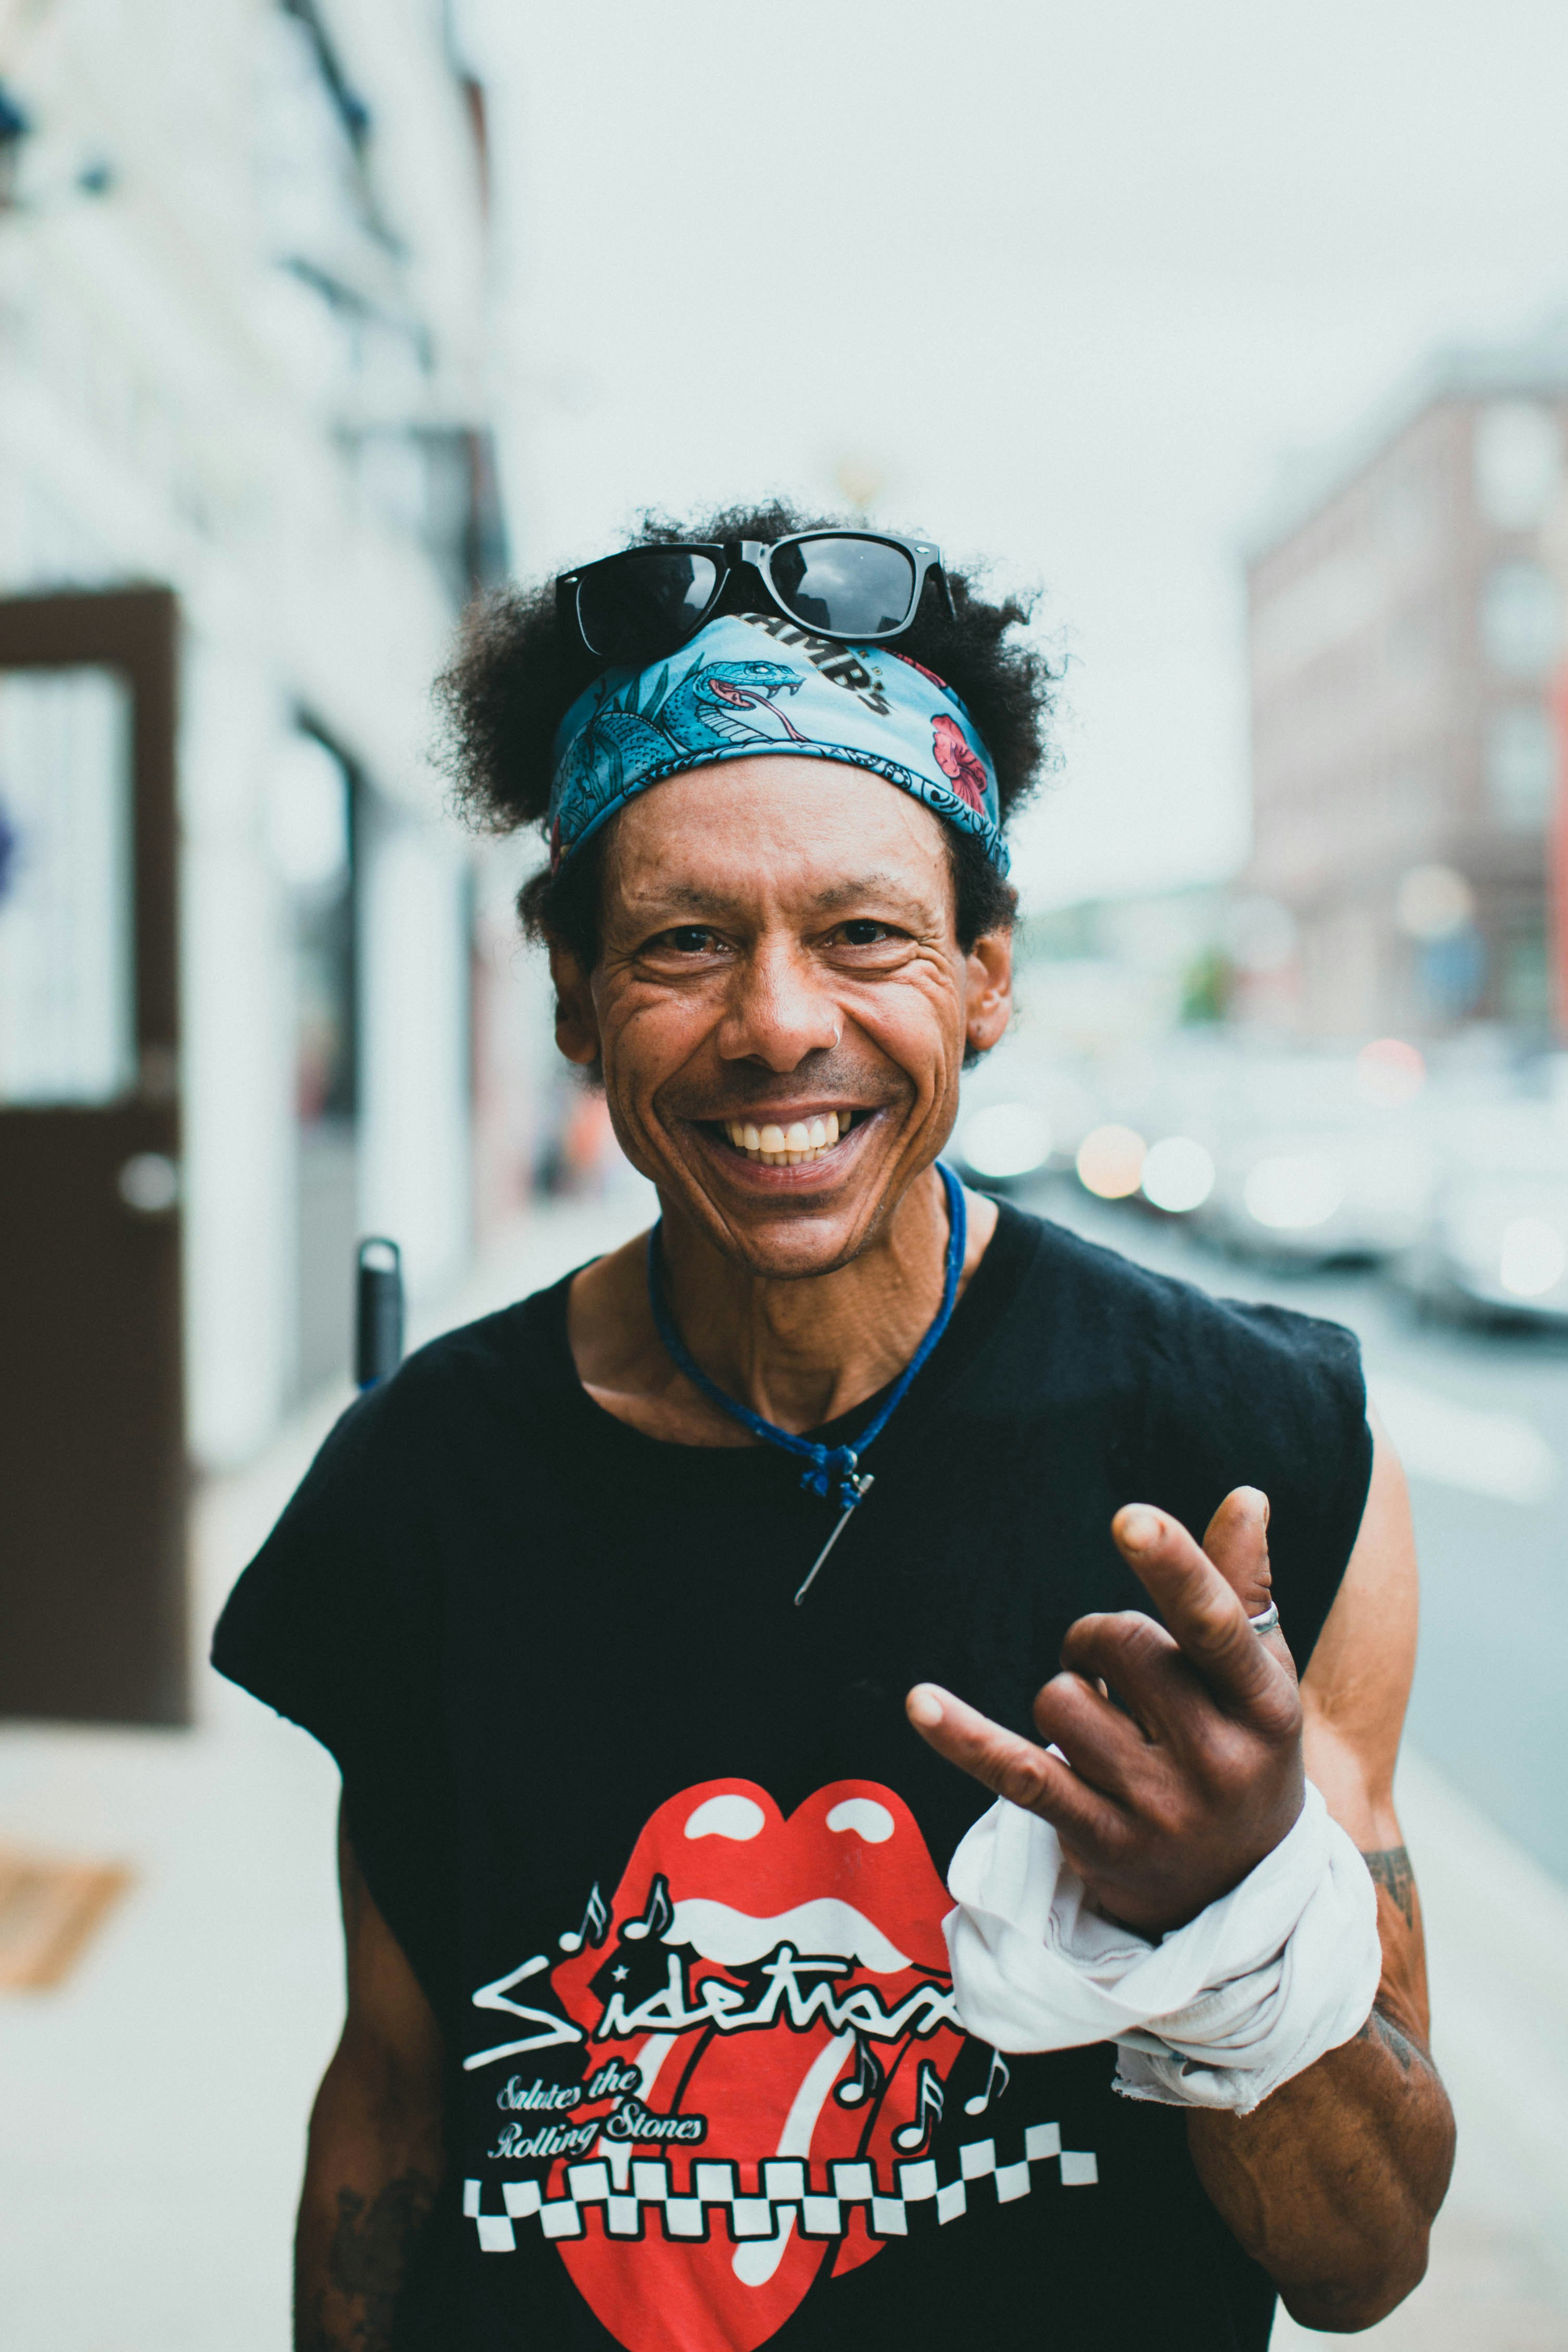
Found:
[546,612,1008,874]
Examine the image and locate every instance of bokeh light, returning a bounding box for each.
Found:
[1356,1037,1426,1108]
[1141,1136,1216,1213]
[1499,1217,1567,1299]
[1076,1124,1147,1199]
[1243,1153,1344,1231]
[1395,863,1474,941]
[959,1101,1052,1180]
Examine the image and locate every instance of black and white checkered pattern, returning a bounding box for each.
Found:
[464,2121,1098,2254]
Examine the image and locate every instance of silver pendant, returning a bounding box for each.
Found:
[794,1473,876,1606]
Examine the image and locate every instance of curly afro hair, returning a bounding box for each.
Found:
[434,498,1054,969]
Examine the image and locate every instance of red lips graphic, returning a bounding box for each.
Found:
[539,1778,964,2352]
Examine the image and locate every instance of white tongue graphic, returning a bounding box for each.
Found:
[670,1897,912,1975]
[732,2030,856,2289]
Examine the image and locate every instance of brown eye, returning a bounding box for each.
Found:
[839,921,895,945]
[656,927,722,954]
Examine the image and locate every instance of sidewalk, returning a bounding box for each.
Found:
[0,1194,652,2352]
[1273,1750,1568,2348]
[1,1192,1565,2349]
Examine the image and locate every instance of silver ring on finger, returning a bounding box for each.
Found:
[1248,1600,1282,1636]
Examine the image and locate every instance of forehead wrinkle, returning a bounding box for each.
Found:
[622,870,937,923]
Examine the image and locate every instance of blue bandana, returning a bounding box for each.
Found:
[547,611,1008,874]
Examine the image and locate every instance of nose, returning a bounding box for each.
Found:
[716,935,840,1071]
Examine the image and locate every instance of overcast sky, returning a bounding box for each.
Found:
[470,0,1568,911]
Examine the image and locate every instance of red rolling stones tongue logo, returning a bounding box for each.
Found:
[539,1780,963,2352]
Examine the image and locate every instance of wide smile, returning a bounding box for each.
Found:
[686,1107,878,1180]
[720,1108,854,1167]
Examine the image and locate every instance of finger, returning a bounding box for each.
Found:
[1060,1609,1194,1737]
[1029,1669,1157,1805]
[1111,1504,1287,1717]
[906,1682,1124,1850]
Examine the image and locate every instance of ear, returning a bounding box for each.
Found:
[549,941,601,1067]
[963,929,1013,1056]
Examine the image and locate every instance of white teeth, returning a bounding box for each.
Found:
[721,1110,856,1166]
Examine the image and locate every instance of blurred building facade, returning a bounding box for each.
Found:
[0,1,528,1719]
[1243,322,1568,1042]
[1021,884,1231,1057]
[0,0,514,1469]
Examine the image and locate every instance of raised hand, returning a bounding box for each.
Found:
[907,1487,1305,1938]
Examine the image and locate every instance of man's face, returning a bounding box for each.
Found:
[551,757,1012,1278]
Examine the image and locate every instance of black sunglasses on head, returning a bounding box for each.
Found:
[556,531,953,664]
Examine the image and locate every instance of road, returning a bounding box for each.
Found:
[1018,1173,1568,1888]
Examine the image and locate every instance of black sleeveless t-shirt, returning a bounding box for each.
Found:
[213,1202,1371,2352]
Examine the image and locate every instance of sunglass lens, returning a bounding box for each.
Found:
[576,550,720,659]
[769,537,917,637]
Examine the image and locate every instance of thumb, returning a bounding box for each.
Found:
[1201,1485,1271,1611]
[1201,1485,1295,1679]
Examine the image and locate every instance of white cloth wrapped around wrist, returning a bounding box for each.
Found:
[942,1779,1381,2115]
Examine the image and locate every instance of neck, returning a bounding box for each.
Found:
[656,1164,985,1434]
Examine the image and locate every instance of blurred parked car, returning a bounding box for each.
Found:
[1196,1124,1436,1267]
[1103,1046,1437,1268]
[1399,1103,1568,1324]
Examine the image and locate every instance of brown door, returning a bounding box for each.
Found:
[0,589,186,1725]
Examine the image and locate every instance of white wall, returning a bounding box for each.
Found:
[359,820,472,1304]
[180,645,297,1465]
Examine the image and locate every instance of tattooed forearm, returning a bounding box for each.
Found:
[329,2169,435,2336]
[297,2169,436,2351]
[1356,2005,1419,2074]
[1363,1845,1416,1930]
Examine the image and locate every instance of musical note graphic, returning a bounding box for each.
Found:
[963,2047,1011,2118]
[622,1873,674,1942]
[557,1881,610,1954]
[894,2059,946,2154]
[834,2032,884,2111]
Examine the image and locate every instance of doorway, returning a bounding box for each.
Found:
[0,589,186,1725]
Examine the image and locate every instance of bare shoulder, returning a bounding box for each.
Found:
[1299,1406,1418,1837]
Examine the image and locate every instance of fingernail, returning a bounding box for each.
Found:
[1261,1494,1271,1529]
[1118,1507,1160,1551]
[907,1683,946,1729]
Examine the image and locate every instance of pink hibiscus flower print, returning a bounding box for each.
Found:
[930,713,988,810]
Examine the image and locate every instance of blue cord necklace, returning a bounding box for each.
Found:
[646,1162,967,1605]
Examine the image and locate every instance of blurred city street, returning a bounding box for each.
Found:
[4,2,1568,2346]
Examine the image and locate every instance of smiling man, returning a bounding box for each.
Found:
[214,504,1452,2352]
